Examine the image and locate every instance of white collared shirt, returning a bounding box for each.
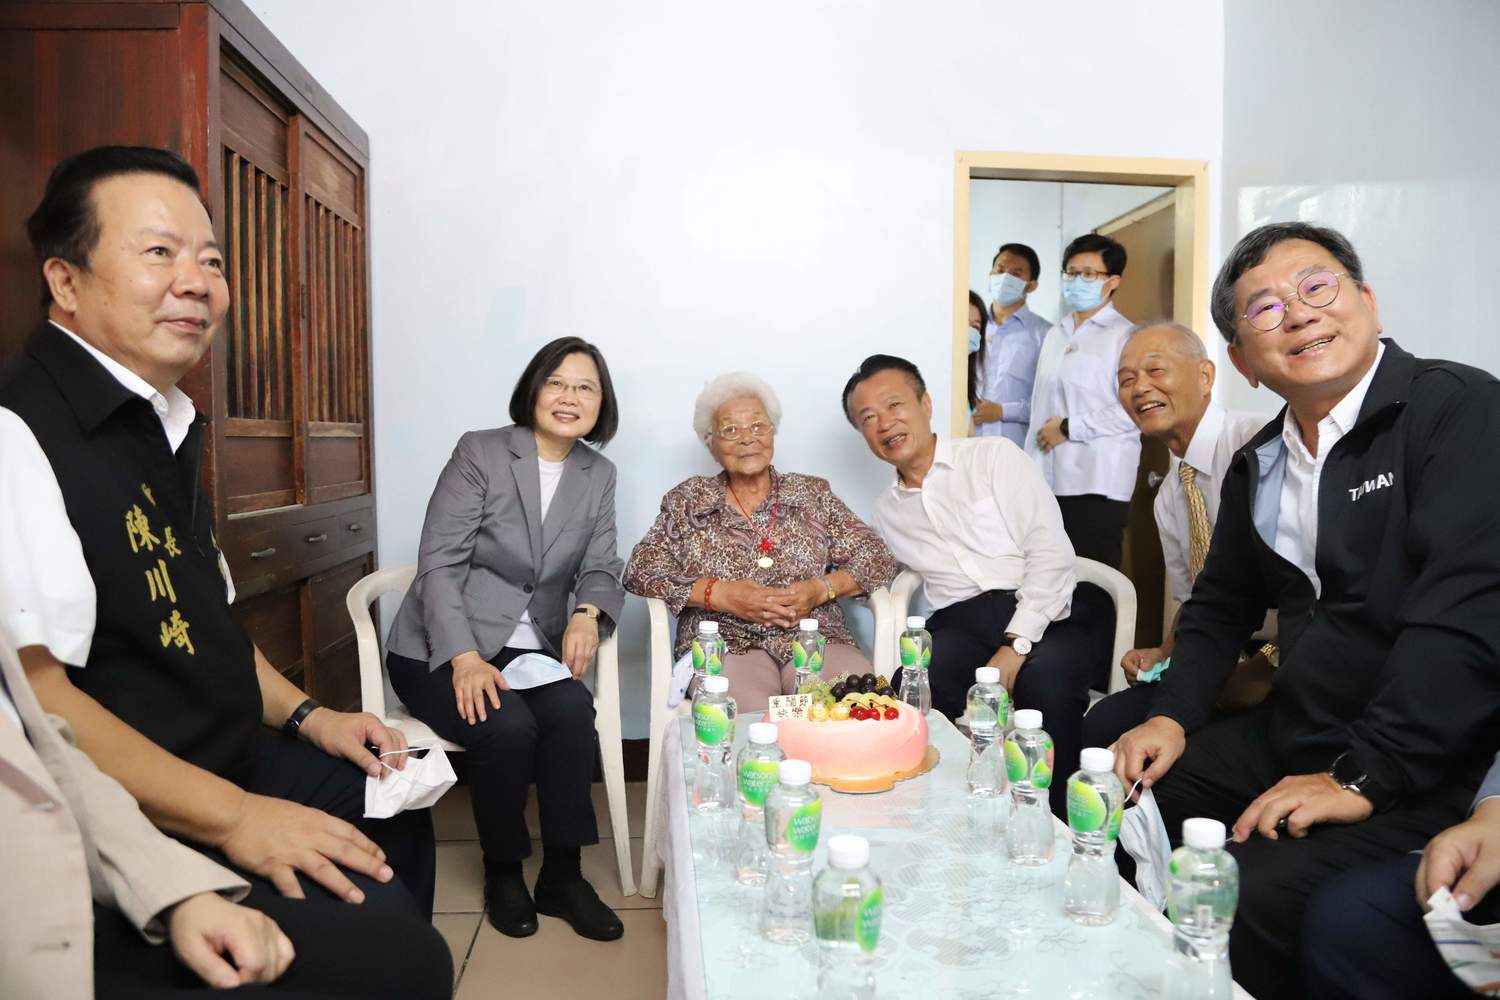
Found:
[871,437,1076,642]
[504,456,567,651]
[0,322,234,667]
[975,303,1051,448]
[1155,403,1270,604]
[1024,303,1142,501]
[1273,343,1386,597]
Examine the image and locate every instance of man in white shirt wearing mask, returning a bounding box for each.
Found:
[843,354,1110,816]
[972,242,1051,448]
[1082,320,1274,751]
[1026,233,1141,568]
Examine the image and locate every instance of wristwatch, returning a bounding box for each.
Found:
[573,604,601,621]
[1059,418,1070,439]
[1001,634,1033,656]
[1329,751,1394,811]
[282,697,322,738]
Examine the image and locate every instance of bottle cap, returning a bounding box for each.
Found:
[1183,817,1227,850]
[975,666,1000,684]
[699,621,720,634]
[827,834,870,870]
[779,759,812,786]
[1014,708,1043,730]
[906,616,926,630]
[1080,747,1115,773]
[799,618,820,631]
[748,722,778,745]
[701,675,729,694]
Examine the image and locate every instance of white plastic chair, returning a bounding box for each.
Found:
[884,556,1138,700]
[347,563,637,896]
[637,587,896,898]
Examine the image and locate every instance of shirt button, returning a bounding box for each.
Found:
[36,800,57,812]
[523,584,534,594]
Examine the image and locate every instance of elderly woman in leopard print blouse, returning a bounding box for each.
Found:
[624,372,897,712]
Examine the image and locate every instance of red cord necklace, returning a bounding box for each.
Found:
[727,470,779,569]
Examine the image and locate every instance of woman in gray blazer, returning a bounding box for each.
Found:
[385,337,626,942]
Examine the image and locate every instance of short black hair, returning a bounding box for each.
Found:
[508,336,620,445]
[967,290,986,410]
[26,145,204,309]
[992,242,1041,282]
[1210,222,1365,345]
[1062,233,1126,278]
[841,354,927,426]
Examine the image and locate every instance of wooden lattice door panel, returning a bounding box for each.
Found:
[218,58,296,514]
[296,118,370,505]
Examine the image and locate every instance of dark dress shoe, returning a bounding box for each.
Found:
[484,872,538,938]
[534,876,625,941]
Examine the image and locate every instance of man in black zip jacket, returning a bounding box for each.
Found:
[1111,222,1500,998]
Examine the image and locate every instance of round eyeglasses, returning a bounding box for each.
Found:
[714,421,773,441]
[1242,271,1347,332]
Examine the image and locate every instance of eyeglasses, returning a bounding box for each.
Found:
[1242,271,1347,332]
[541,376,600,401]
[1062,267,1112,281]
[714,421,773,441]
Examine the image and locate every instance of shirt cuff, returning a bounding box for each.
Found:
[1004,608,1052,645]
[3,605,92,667]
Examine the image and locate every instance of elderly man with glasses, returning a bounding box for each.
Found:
[1109,222,1500,999]
[625,372,897,712]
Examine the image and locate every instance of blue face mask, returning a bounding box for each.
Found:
[1062,275,1108,313]
[989,272,1028,307]
[967,326,982,354]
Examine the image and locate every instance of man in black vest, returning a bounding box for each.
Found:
[1111,222,1500,998]
[0,147,435,919]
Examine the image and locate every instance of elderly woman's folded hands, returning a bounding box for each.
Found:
[711,578,801,628]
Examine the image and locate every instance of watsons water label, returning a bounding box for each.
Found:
[1005,734,1054,789]
[857,886,884,953]
[786,798,823,854]
[739,760,780,807]
[694,702,731,746]
[791,637,825,673]
[691,638,724,676]
[1068,779,1122,840]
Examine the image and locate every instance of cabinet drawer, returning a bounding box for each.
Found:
[337,508,372,545]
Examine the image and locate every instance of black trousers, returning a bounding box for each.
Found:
[1301,851,1497,1000]
[388,648,599,867]
[222,731,436,919]
[92,884,451,999]
[1081,683,1158,751]
[1148,705,1473,1000]
[1055,493,1130,569]
[923,588,1111,817]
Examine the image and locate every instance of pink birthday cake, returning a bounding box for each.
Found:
[774,673,931,791]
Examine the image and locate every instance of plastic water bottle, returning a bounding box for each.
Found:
[691,620,726,683]
[897,616,932,715]
[763,759,821,945]
[965,666,1008,797]
[1163,818,1239,1000]
[692,675,736,813]
[792,618,825,692]
[734,722,786,885]
[1006,709,1055,866]
[1063,747,1125,925]
[813,835,882,999]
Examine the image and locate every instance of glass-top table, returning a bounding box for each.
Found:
[654,710,1253,1000]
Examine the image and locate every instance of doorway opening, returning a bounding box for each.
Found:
[953,153,1210,647]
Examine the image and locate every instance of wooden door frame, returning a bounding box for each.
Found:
[951,152,1210,437]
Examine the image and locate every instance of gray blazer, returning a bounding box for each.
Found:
[388,424,626,670]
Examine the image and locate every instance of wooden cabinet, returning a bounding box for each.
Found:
[1,0,376,710]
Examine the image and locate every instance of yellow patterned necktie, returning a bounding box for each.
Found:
[1179,462,1212,582]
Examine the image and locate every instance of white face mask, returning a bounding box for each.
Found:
[667,650,695,709]
[1119,785,1173,911]
[502,652,572,690]
[1425,887,1500,992]
[364,743,458,819]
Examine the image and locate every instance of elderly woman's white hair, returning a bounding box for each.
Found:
[692,372,783,446]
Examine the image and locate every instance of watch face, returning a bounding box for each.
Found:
[1012,636,1033,655]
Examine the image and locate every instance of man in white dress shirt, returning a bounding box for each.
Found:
[972,242,1051,447]
[1082,320,1273,750]
[842,354,1111,816]
[0,146,434,920]
[1025,233,1141,568]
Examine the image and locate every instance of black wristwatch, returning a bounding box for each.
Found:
[1330,751,1394,812]
[282,697,322,738]
[1059,418,1070,439]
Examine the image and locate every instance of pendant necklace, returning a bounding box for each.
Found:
[727,470,779,569]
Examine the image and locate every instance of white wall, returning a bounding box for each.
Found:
[969,181,1172,324]
[249,0,1224,737]
[1219,0,1500,412]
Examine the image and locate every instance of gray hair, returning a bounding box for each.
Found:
[1210,222,1365,345]
[1122,320,1207,362]
[692,371,783,446]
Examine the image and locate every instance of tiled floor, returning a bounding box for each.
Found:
[432,782,668,998]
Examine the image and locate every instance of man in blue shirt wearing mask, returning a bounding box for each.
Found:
[972,243,1050,448]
